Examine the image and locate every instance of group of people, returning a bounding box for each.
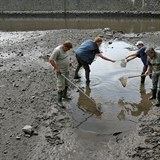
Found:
[49,36,160,108]
[125,41,160,107]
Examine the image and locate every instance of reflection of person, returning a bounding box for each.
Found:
[77,84,102,117]
[49,41,73,108]
[125,41,149,84]
[117,85,152,120]
[145,47,160,106]
[74,37,116,84]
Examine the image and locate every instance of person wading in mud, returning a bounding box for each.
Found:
[74,37,116,84]
[125,41,150,84]
[49,41,73,108]
[145,47,160,106]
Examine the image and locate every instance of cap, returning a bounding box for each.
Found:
[135,41,144,46]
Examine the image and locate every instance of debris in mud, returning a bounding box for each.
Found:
[113,132,122,136]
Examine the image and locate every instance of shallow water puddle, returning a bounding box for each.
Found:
[70,40,153,135]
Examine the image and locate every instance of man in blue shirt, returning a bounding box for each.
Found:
[125,41,149,84]
[74,37,115,84]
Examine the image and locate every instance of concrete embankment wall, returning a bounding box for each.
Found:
[0,0,160,12]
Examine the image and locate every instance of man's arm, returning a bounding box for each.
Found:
[144,64,152,76]
[125,52,137,62]
[96,53,116,62]
[48,58,61,75]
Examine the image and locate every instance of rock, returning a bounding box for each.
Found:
[13,83,19,87]
[24,134,31,138]
[103,28,111,32]
[31,96,35,99]
[32,131,38,136]
[16,136,21,140]
[22,125,34,135]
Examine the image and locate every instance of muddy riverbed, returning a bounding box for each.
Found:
[0,29,160,160]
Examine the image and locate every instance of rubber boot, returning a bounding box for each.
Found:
[62,87,71,101]
[141,75,146,84]
[57,91,65,108]
[155,90,160,107]
[74,66,81,79]
[149,89,157,100]
[85,70,90,84]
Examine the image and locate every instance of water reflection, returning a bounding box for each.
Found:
[117,84,152,121]
[0,18,160,33]
[71,40,153,134]
[77,84,102,118]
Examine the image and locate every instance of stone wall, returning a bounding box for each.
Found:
[0,0,160,12]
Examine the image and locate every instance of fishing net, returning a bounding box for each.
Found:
[119,76,127,87]
[120,59,127,68]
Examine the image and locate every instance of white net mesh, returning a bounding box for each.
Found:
[120,59,127,68]
[119,76,127,87]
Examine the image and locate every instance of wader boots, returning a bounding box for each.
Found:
[85,70,90,84]
[74,70,81,79]
[62,87,71,101]
[57,91,65,108]
[141,75,146,84]
[74,66,81,79]
[149,89,157,100]
[155,90,160,107]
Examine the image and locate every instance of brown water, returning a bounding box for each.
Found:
[0,18,160,33]
[70,41,153,135]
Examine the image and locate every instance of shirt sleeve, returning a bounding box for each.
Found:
[50,49,59,61]
[136,47,145,58]
[96,48,101,54]
[94,46,100,54]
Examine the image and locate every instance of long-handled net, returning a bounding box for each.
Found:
[119,72,160,87]
[119,74,142,87]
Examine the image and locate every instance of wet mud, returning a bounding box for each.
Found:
[0,29,160,160]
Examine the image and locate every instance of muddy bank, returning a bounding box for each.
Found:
[0,29,160,160]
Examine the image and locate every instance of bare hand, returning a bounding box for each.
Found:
[56,69,61,75]
[144,71,149,76]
